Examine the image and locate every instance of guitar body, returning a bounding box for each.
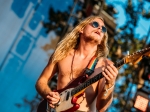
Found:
[37,99,47,112]
[37,88,83,112]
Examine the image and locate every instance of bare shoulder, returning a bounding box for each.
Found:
[46,55,58,68]
[40,55,59,78]
[58,49,74,64]
[67,49,75,56]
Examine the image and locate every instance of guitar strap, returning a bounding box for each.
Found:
[78,55,98,83]
[85,55,98,77]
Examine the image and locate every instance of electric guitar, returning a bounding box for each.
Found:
[37,47,150,112]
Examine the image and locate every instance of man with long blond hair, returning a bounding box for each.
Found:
[36,16,118,112]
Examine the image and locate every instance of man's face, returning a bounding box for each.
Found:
[80,18,106,44]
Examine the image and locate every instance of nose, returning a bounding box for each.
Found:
[98,26,103,32]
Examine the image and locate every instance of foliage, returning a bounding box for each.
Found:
[42,6,70,36]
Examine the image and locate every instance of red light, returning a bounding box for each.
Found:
[148,74,150,80]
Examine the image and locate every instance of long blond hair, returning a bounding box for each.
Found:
[51,16,109,63]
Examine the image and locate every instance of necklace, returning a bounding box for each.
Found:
[70,49,86,104]
[70,49,97,81]
[70,49,76,80]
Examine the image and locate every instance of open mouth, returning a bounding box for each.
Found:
[95,31,100,35]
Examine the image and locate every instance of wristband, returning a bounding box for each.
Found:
[104,84,114,96]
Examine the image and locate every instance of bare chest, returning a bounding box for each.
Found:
[56,56,94,89]
[58,58,90,78]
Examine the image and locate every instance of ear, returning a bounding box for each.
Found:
[79,28,84,34]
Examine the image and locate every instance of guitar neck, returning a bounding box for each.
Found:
[71,58,125,96]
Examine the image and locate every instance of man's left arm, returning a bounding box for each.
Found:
[96,63,118,112]
[96,81,114,112]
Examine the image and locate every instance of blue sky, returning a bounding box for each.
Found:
[106,0,150,43]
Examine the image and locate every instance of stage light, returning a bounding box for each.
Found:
[134,88,149,112]
[134,95,149,111]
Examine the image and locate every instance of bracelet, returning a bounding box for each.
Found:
[54,99,61,107]
[104,84,114,96]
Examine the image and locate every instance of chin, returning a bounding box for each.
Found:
[93,39,100,45]
[85,36,100,44]
[94,37,101,44]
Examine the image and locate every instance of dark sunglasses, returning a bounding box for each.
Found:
[91,21,107,33]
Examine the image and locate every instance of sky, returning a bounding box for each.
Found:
[106,0,150,43]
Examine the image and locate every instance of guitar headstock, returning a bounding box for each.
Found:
[124,47,150,65]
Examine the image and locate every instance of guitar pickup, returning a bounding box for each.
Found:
[66,91,70,101]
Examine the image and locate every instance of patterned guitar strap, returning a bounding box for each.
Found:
[85,55,99,77]
[79,55,99,83]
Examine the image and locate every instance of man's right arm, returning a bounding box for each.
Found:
[35,56,58,99]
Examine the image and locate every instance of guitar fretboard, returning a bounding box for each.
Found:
[71,58,125,96]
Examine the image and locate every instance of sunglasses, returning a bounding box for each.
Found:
[90,21,107,33]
